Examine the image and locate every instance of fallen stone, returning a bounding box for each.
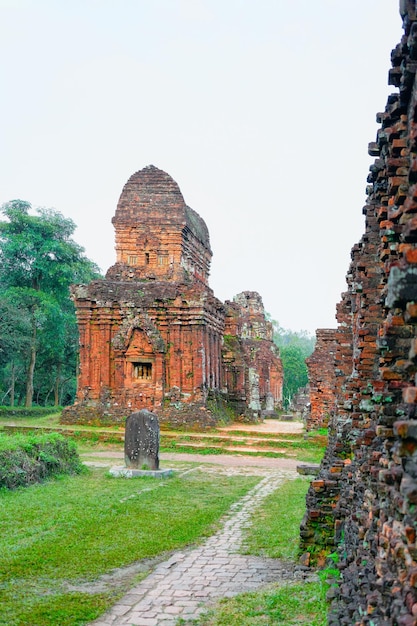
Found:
[297,464,320,476]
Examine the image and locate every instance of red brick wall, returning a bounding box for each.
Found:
[223,292,283,417]
[306,329,337,429]
[301,3,417,623]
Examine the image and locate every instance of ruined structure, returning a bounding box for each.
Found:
[305,329,337,430]
[301,2,417,623]
[223,292,283,417]
[62,166,282,426]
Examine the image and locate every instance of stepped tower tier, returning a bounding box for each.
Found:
[106,165,212,285]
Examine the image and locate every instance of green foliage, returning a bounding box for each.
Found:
[206,395,237,424]
[326,552,339,564]
[269,318,315,407]
[0,468,258,624]
[0,200,100,407]
[0,406,62,417]
[0,432,83,489]
[0,201,97,294]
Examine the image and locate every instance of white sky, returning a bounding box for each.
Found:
[0,0,403,334]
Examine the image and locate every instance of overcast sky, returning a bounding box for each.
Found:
[0,0,403,334]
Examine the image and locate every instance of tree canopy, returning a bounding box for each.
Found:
[0,200,101,407]
[270,320,315,408]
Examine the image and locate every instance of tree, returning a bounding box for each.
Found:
[270,319,315,408]
[0,200,100,407]
[0,296,31,405]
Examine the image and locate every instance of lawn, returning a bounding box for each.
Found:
[191,581,328,625]
[0,416,329,626]
[243,477,310,559]
[0,466,258,626]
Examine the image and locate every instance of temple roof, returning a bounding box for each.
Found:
[114,165,211,251]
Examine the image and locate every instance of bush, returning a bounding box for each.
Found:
[0,432,84,489]
[0,406,62,418]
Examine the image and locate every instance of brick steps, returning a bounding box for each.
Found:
[168,441,296,455]
[1,422,304,456]
[161,431,297,444]
[160,427,304,455]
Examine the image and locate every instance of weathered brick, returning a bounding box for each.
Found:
[62,166,283,426]
[301,6,417,624]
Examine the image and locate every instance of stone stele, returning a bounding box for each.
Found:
[124,409,160,470]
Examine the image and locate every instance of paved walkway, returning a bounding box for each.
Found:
[90,468,314,626]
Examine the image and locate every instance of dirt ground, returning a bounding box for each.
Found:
[82,448,302,470]
[218,418,304,435]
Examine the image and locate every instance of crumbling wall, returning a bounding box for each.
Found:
[302,2,417,623]
[305,329,337,430]
[223,291,283,418]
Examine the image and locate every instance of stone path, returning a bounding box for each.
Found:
[90,468,314,626]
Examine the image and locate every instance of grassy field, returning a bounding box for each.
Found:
[0,467,258,626]
[0,414,329,625]
[160,439,325,464]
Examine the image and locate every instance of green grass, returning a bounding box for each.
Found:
[0,413,63,428]
[0,467,258,625]
[191,580,327,625]
[242,477,310,559]
[0,413,123,430]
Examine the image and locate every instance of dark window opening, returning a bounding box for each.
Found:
[145,252,150,264]
[132,362,152,380]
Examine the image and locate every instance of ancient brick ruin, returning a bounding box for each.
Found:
[305,329,337,430]
[62,166,282,426]
[301,2,417,623]
[223,292,283,417]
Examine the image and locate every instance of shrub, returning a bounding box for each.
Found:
[0,406,62,418]
[0,432,84,489]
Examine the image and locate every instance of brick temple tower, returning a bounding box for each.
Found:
[62,166,282,425]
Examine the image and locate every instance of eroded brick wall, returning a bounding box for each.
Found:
[305,329,337,430]
[223,291,283,418]
[302,2,417,623]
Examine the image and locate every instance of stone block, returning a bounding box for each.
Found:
[125,410,160,470]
